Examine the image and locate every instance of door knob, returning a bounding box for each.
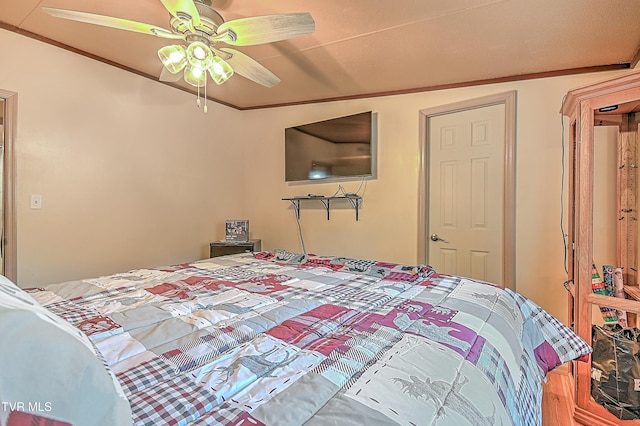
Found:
[430,233,449,243]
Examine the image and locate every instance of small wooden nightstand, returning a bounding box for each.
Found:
[209,239,262,258]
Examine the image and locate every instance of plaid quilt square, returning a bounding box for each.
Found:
[128,375,219,426]
[189,407,265,426]
[46,300,99,325]
[117,356,178,395]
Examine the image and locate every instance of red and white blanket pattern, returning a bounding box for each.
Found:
[28,251,590,425]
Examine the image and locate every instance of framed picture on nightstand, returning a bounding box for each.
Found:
[225,220,249,242]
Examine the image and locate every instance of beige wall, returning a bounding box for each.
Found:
[0,28,635,323]
[238,71,632,322]
[0,29,247,286]
[593,126,618,268]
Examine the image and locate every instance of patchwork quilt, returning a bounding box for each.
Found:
[27,251,590,425]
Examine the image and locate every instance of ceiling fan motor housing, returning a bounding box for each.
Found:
[170,2,224,38]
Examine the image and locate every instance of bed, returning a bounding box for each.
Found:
[0,250,591,426]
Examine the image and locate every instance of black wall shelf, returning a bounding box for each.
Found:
[282,195,362,221]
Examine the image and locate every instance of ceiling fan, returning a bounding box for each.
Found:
[43,0,315,112]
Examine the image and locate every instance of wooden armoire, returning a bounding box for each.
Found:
[563,70,640,425]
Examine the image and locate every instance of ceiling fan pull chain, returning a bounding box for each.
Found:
[196,83,201,108]
[204,77,208,113]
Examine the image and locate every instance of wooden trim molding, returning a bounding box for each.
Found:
[0,89,17,283]
[244,66,627,111]
[630,43,640,70]
[0,20,630,111]
[417,91,517,290]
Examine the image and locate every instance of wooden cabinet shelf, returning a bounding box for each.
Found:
[624,285,640,301]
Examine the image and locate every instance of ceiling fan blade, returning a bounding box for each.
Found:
[217,13,314,46]
[159,0,201,27]
[159,66,183,82]
[219,48,280,87]
[42,7,184,40]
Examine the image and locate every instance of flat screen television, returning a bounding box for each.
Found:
[284,111,377,182]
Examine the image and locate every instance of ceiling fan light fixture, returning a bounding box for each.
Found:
[183,63,207,87]
[42,3,317,109]
[158,45,187,74]
[186,41,214,70]
[209,56,234,85]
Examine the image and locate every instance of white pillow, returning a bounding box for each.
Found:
[0,275,132,425]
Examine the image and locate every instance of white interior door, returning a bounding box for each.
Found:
[428,104,505,283]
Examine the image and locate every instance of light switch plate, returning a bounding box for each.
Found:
[30,195,42,209]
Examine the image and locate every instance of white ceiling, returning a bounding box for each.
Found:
[2,0,640,110]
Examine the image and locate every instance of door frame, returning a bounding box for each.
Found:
[417,91,516,289]
[0,89,17,283]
